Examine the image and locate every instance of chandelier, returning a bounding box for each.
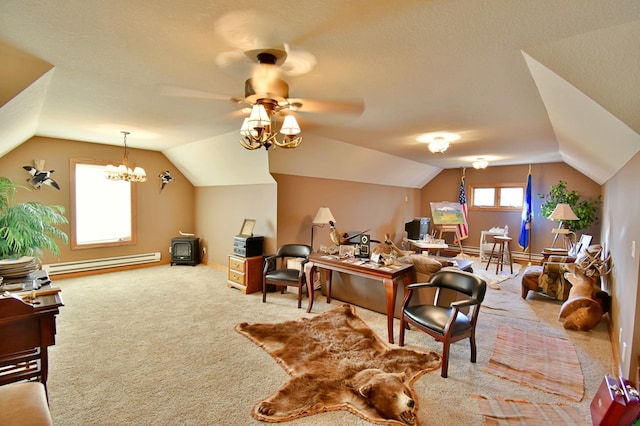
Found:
[428,136,450,154]
[104,131,147,182]
[239,100,302,150]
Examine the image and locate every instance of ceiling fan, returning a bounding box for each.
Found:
[162,47,364,150]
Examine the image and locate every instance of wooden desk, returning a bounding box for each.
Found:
[304,254,415,344]
[0,271,63,390]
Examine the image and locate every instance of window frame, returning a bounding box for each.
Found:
[469,182,525,212]
[70,158,137,250]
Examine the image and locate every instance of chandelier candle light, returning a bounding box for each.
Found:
[104,131,147,182]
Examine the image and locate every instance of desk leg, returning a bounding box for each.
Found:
[304,262,316,313]
[324,269,333,303]
[383,277,397,344]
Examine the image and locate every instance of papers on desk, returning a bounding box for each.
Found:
[342,258,367,265]
[0,257,39,278]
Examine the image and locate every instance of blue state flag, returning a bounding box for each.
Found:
[518,172,532,251]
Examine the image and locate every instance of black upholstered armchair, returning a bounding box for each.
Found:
[262,244,311,309]
[399,268,487,378]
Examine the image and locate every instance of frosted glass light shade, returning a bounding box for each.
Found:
[280,115,301,135]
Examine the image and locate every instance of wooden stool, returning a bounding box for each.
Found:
[485,235,513,274]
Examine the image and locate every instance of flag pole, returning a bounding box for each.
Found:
[527,164,532,265]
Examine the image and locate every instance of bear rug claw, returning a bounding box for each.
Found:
[235,304,441,425]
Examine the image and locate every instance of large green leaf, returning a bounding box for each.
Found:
[0,177,68,259]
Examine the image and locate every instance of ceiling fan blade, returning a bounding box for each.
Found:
[159,85,245,104]
[288,98,364,115]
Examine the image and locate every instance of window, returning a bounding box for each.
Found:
[470,183,524,211]
[70,159,136,249]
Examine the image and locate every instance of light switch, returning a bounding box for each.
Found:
[632,240,636,258]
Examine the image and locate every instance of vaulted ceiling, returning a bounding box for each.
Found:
[1,1,639,187]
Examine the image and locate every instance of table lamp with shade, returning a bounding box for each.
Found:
[310,207,335,252]
[548,203,579,249]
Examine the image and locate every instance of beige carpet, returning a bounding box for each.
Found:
[46,263,614,425]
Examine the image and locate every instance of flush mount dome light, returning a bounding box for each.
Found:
[472,158,489,169]
[417,132,460,154]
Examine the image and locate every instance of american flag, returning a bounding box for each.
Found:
[456,176,469,241]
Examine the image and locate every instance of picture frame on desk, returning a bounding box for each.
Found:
[570,234,592,257]
[339,245,355,257]
[239,219,256,237]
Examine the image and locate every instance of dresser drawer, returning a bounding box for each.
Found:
[229,256,246,272]
[227,254,264,294]
[228,270,245,285]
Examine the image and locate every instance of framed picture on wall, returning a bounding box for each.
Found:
[429,202,466,225]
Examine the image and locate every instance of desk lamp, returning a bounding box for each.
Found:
[548,203,578,249]
[310,207,335,252]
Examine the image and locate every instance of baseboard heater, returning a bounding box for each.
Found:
[43,252,161,275]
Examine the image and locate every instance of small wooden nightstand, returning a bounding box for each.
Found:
[227,254,263,294]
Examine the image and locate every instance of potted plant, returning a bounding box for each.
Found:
[538,180,601,233]
[0,177,68,260]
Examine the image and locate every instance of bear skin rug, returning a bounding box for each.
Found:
[235,304,441,425]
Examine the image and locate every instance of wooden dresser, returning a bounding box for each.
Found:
[227,254,263,294]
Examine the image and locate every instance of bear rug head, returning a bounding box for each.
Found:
[235,304,441,425]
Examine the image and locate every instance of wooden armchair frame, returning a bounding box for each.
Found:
[399,269,487,378]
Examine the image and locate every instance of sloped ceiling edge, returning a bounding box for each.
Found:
[523,52,640,185]
[0,68,54,158]
[268,134,442,188]
[163,131,274,187]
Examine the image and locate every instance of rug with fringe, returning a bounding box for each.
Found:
[473,395,587,425]
[483,325,584,402]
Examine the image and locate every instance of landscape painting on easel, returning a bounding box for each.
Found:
[430,202,465,224]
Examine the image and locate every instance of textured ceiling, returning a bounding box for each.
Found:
[0,0,639,186]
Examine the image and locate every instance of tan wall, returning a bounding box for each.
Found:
[272,174,422,250]
[421,163,602,254]
[602,152,640,380]
[195,183,277,268]
[0,136,195,265]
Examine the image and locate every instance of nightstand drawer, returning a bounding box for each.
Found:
[227,254,264,294]
[228,270,245,285]
[229,256,246,272]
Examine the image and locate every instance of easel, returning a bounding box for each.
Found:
[438,225,465,255]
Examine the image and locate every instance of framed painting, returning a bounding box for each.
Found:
[429,202,465,224]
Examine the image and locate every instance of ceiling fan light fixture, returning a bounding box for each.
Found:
[239,100,303,150]
[280,115,301,136]
[248,104,270,128]
[428,137,449,154]
[240,118,251,136]
[472,158,489,169]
